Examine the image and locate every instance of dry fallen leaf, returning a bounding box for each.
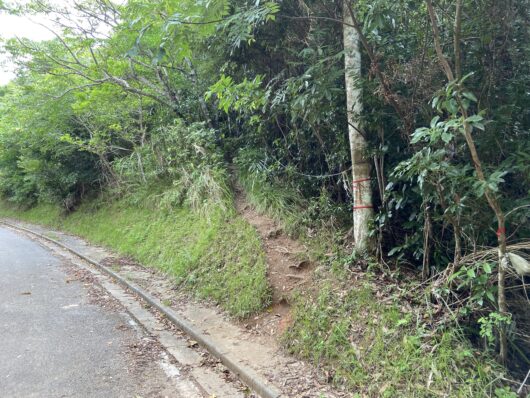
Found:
[187,340,199,348]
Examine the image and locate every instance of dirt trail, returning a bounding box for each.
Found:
[233,186,314,336]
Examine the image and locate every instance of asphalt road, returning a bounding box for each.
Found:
[0,226,181,397]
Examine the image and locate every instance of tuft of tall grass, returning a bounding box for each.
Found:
[235,149,303,234]
[234,148,351,241]
[160,165,234,217]
[239,172,300,221]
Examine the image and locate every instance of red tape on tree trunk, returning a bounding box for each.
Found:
[496,227,506,237]
[352,178,371,187]
[352,205,373,210]
[352,179,372,210]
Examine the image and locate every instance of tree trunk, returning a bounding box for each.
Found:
[497,216,508,363]
[425,0,509,362]
[422,204,432,280]
[343,0,373,252]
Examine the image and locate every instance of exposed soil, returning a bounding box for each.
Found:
[233,185,314,336]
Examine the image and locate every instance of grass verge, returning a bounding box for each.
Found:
[283,271,512,397]
[0,198,271,318]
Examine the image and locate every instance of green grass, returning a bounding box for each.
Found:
[0,198,271,318]
[238,173,301,226]
[283,279,509,397]
[0,203,62,225]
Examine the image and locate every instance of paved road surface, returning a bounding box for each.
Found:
[0,226,182,397]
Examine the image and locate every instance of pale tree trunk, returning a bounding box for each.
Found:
[343,0,373,252]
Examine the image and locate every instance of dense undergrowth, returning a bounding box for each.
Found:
[0,196,270,318]
[284,274,513,397]
[0,114,523,395]
[0,118,272,317]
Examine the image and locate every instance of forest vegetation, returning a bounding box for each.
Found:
[0,0,529,396]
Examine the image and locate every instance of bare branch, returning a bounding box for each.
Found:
[453,0,462,80]
[15,37,100,82]
[425,0,455,81]
[32,20,88,68]
[279,14,355,28]
[49,82,103,99]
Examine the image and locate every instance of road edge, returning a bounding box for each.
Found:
[1,220,283,398]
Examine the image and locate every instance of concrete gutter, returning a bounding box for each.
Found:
[1,220,283,398]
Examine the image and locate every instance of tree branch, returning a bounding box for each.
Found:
[453,0,463,80]
[49,82,103,99]
[425,0,455,81]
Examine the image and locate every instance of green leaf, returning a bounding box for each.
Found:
[430,115,440,128]
[441,131,453,143]
[446,99,458,114]
[473,122,485,131]
[388,246,401,256]
[411,127,429,144]
[432,96,440,109]
[462,91,478,102]
[486,291,495,303]
[460,72,475,83]
[465,114,483,123]
[482,262,492,274]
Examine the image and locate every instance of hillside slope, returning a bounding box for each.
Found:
[0,189,516,397]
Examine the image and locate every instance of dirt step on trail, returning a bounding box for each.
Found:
[3,219,350,398]
[233,186,315,336]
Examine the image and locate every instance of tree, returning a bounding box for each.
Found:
[343,0,373,252]
[424,0,511,363]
